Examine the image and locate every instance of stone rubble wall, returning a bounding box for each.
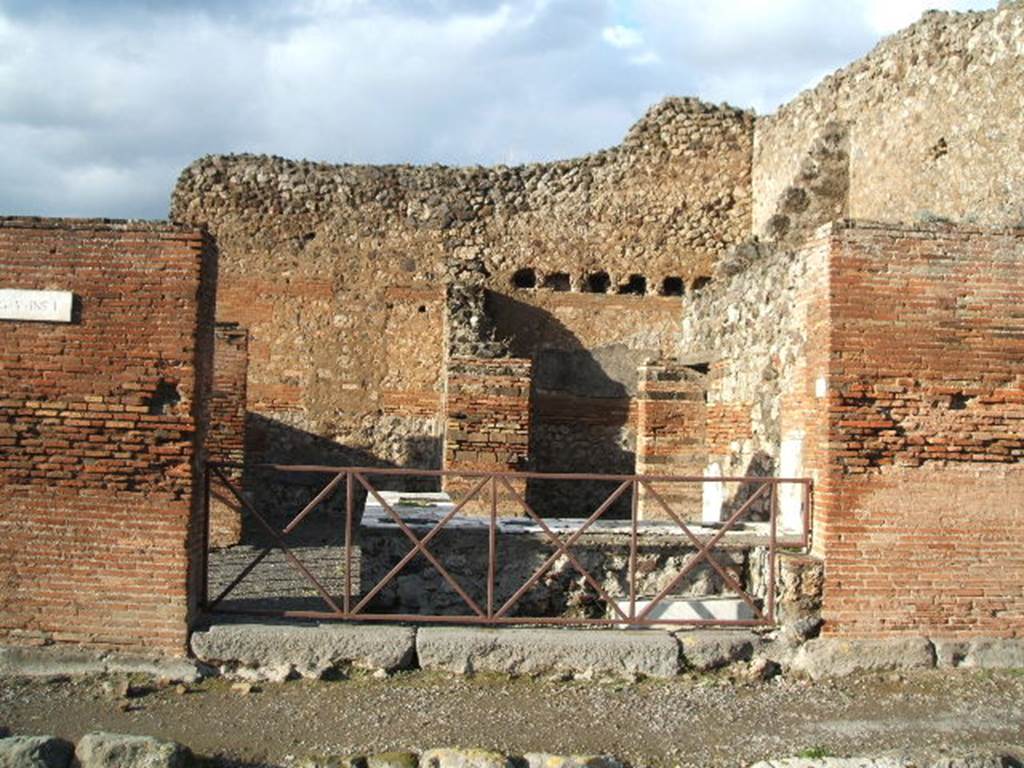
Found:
[677,237,827,481]
[681,220,1024,638]
[170,98,752,478]
[0,218,216,655]
[759,123,849,247]
[358,528,757,619]
[754,2,1024,233]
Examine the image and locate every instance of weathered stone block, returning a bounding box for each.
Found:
[75,732,190,768]
[416,627,680,678]
[524,755,625,768]
[790,637,935,680]
[189,622,416,678]
[420,749,512,768]
[0,736,73,768]
[676,630,759,671]
[961,638,1024,669]
[0,646,201,684]
[747,760,906,768]
[366,752,419,768]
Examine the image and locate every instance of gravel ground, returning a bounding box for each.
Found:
[1,669,1022,767]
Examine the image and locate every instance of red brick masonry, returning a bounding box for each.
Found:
[207,323,248,548]
[635,360,707,520]
[814,223,1024,637]
[0,218,215,655]
[443,357,531,515]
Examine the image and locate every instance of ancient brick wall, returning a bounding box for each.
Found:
[171,99,751,483]
[818,222,1024,638]
[443,357,531,516]
[207,323,248,548]
[0,218,215,654]
[635,361,707,521]
[680,221,1024,635]
[754,3,1024,235]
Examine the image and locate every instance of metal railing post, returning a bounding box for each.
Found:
[629,477,638,622]
[487,475,497,620]
[768,480,778,624]
[344,470,353,615]
[200,461,211,611]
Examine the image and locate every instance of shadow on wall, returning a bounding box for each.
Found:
[233,412,441,540]
[722,450,776,523]
[486,293,645,519]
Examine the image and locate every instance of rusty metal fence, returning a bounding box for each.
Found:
[201,463,812,628]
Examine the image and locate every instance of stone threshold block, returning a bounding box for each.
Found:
[416,626,681,679]
[189,622,417,680]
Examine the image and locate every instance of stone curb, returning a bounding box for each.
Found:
[789,637,936,681]
[0,646,203,684]
[416,626,681,678]
[190,622,417,680]
[4,629,1023,686]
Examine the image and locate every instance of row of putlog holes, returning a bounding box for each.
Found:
[511,268,710,296]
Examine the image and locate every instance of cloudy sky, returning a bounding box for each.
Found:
[0,0,996,220]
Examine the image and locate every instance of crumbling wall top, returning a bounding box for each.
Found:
[754,2,1024,231]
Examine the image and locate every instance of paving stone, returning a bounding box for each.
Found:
[366,752,418,768]
[75,733,190,768]
[420,748,512,768]
[523,754,625,768]
[0,736,73,768]
[748,759,907,768]
[296,756,364,768]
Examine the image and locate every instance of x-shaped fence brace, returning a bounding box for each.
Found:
[207,465,345,613]
[204,465,782,625]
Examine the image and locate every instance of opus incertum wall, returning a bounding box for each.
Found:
[171,99,754,487]
[0,218,216,655]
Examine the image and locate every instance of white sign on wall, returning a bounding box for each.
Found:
[779,430,805,533]
[702,462,724,525]
[0,289,73,323]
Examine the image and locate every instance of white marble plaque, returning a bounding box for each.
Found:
[702,462,724,525]
[0,289,73,323]
[778,431,805,533]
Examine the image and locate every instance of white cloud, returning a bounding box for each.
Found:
[0,0,999,218]
[602,24,644,49]
[629,50,660,66]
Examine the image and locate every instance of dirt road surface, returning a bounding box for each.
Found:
[1,669,1023,767]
